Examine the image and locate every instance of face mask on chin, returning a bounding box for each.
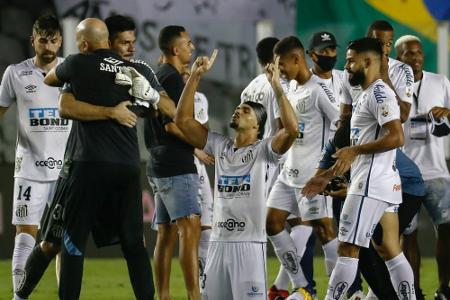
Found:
[315,54,337,71]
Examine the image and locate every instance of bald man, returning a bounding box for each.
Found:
[41,18,155,300]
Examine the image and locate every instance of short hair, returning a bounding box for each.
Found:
[394,34,421,51]
[243,101,267,140]
[366,20,394,36]
[32,15,61,37]
[347,37,383,58]
[158,25,186,55]
[274,36,304,56]
[105,15,136,42]
[256,37,279,65]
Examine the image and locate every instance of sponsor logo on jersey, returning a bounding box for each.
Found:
[19,70,32,77]
[282,250,299,274]
[217,175,251,197]
[373,84,387,103]
[28,107,69,130]
[35,157,63,169]
[318,82,336,103]
[25,84,37,93]
[398,281,411,299]
[393,184,401,192]
[333,282,349,299]
[216,218,246,231]
[15,204,28,218]
[247,285,264,297]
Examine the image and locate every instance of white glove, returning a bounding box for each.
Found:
[115,67,133,86]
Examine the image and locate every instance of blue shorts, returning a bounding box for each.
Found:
[149,173,201,224]
[423,177,450,225]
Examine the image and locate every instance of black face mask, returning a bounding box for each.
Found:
[315,54,337,71]
[349,69,365,86]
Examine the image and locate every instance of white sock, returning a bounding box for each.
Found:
[198,229,211,273]
[274,225,313,290]
[365,288,378,299]
[268,229,308,288]
[12,233,35,292]
[322,238,338,277]
[325,256,359,300]
[13,294,27,300]
[385,253,416,300]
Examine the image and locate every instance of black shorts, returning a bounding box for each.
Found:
[54,161,143,250]
[41,176,68,245]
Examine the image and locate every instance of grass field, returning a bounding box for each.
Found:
[0,257,439,299]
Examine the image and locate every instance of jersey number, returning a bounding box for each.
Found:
[17,185,32,201]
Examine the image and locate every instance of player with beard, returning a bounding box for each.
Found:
[0,15,71,296]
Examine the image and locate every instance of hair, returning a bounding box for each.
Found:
[243,101,267,139]
[333,118,350,149]
[32,15,61,37]
[104,15,136,42]
[347,37,383,58]
[256,37,279,65]
[394,34,421,51]
[274,36,304,56]
[366,20,394,36]
[158,25,186,55]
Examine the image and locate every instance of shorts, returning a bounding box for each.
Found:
[338,194,398,248]
[422,177,450,225]
[266,180,300,216]
[62,162,144,251]
[298,194,333,221]
[12,178,56,227]
[201,241,267,300]
[195,160,214,227]
[150,173,201,224]
[41,176,68,244]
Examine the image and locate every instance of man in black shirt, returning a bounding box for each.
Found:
[144,26,201,300]
[43,18,154,300]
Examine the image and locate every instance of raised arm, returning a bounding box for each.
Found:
[266,56,299,154]
[174,50,218,149]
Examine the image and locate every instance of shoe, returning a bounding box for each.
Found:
[268,285,290,300]
[285,287,313,300]
[416,288,425,300]
[435,286,450,300]
[348,290,365,300]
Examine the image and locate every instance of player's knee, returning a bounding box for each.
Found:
[312,220,336,243]
[16,225,38,237]
[177,215,201,236]
[40,241,60,257]
[337,241,359,258]
[266,213,285,236]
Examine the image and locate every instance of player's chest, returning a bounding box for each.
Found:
[14,74,60,105]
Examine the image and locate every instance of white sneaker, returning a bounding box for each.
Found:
[348,290,365,300]
[364,288,378,300]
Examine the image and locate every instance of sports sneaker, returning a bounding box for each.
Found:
[434,286,450,300]
[348,290,365,300]
[268,285,290,300]
[416,288,425,300]
[285,287,313,300]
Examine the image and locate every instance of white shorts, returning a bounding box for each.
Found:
[266,180,300,217]
[12,178,56,227]
[202,241,267,300]
[298,194,333,221]
[195,160,214,227]
[338,194,398,248]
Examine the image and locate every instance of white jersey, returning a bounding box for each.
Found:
[0,58,71,181]
[204,132,281,242]
[312,69,345,104]
[403,71,450,180]
[241,74,289,138]
[348,79,402,204]
[278,75,339,188]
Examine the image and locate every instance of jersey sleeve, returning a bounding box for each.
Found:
[371,85,400,126]
[341,71,353,105]
[204,131,230,157]
[393,63,414,104]
[55,54,76,83]
[261,137,282,164]
[0,65,16,107]
[442,75,450,108]
[133,61,165,93]
[318,139,337,169]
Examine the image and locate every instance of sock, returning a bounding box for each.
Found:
[274,225,313,290]
[15,245,54,299]
[12,295,27,300]
[12,233,35,292]
[385,253,416,300]
[199,229,211,288]
[268,229,308,288]
[322,238,338,277]
[325,256,359,300]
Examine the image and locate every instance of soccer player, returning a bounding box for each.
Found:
[145,25,201,300]
[265,36,339,299]
[175,47,298,299]
[396,34,450,300]
[44,18,159,300]
[311,37,415,300]
[0,15,70,294]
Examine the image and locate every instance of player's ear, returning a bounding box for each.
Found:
[30,35,35,47]
[364,56,371,69]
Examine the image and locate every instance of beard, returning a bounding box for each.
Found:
[229,121,238,129]
[348,69,365,86]
[38,51,57,64]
